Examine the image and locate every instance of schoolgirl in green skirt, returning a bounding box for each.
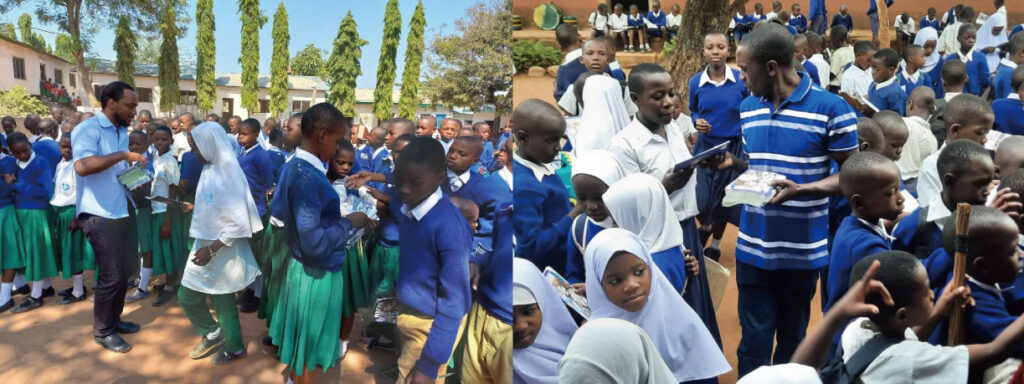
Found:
[0,151,26,312]
[6,134,58,314]
[148,130,182,307]
[257,212,290,329]
[339,236,371,357]
[49,144,94,304]
[126,131,155,304]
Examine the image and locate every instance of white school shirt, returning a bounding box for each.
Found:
[897,116,938,180]
[447,168,472,192]
[172,131,192,161]
[840,64,873,96]
[609,13,629,32]
[894,16,915,35]
[840,318,968,383]
[50,158,77,207]
[562,48,582,66]
[150,151,180,214]
[497,167,512,193]
[916,143,943,208]
[667,13,682,28]
[937,22,961,55]
[609,118,698,221]
[557,75,639,117]
[809,53,831,86]
[589,12,609,32]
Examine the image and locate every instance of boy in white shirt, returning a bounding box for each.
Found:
[807,33,832,86]
[667,4,683,39]
[841,41,877,97]
[588,3,610,37]
[894,13,916,52]
[609,4,630,47]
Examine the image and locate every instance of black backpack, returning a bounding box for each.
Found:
[819,333,902,384]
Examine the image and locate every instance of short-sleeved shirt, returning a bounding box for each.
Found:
[610,118,698,221]
[736,73,858,270]
[71,112,131,219]
[841,318,969,383]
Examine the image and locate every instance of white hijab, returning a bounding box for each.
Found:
[512,257,579,384]
[558,318,677,384]
[603,173,684,254]
[583,229,730,382]
[976,13,1009,73]
[577,76,630,152]
[914,27,941,73]
[189,121,264,241]
[570,150,625,188]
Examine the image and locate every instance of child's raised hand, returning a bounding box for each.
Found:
[989,188,1022,221]
[833,259,895,319]
[934,280,974,317]
[695,119,712,135]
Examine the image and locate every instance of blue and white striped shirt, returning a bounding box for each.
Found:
[737,73,859,270]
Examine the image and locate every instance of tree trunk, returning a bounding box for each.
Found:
[876,0,890,49]
[67,0,95,108]
[667,0,748,113]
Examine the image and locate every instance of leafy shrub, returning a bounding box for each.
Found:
[512,40,562,73]
[0,86,49,116]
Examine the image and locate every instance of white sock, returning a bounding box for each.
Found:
[207,327,221,340]
[139,267,152,291]
[0,282,11,303]
[42,278,51,289]
[72,275,85,297]
[287,378,294,384]
[30,281,43,299]
[710,238,722,249]
[340,339,349,355]
[250,279,263,298]
[13,273,25,288]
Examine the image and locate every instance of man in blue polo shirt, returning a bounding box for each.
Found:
[72,81,148,353]
[720,24,859,377]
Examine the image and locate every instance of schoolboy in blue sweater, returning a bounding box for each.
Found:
[993,30,1024,99]
[391,136,471,383]
[789,3,807,33]
[513,99,581,273]
[944,24,990,96]
[920,8,940,31]
[868,48,909,115]
[5,132,56,313]
[794,34,821,86]
[32,119,61,172]
[993,66,1024,136]
[899,45,932,96]
[471,122,496,174]
[645,1,668,39]
[443,136,510,250]
[266,129,286,182]
[237,118,274,219]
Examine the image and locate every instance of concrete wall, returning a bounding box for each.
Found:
[0,39,79,97]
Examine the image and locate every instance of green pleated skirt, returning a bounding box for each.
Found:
[171,195,194,254]
[269,258,344,374]
[0,205,25,271]
[135,207,153,253]
[369,242,400,298]
[341,239,371,317]
[151,211,184,277]
[18,209,58,282]
[257,223,290,325]
[53,205,94,278]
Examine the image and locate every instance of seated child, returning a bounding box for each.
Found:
[868,48,909,115]
[666,4,682,39]
[944,24,990,96]
[588,3,610,38]
[5,132,56,314]
[50,135,94,304]
[626,5,650,52]
[992,66,1024,136]
[928,59,968,141]
[512,257,579,383]
[789,3,807,33]
[645,1,669,41]
[899,44,931,96]
[874,111,910,165]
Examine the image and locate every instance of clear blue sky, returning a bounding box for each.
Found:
[5,0,474,89]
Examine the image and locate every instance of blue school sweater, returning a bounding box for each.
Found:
[891,207,944,259]
[565,215,607,284]
[944,51,991,96]
[270,159,353,272]
[931,278,1024,362]
[993,97,1024,136]
[180,151,203,197]
[993,63,1019,100]
[866,0,894,15]
[267,147,286,183]
[785,24,799,35]
[376,186,400,246]
[652,246,688,293]
[898,69,931,96]
[477,141,495,174]
[922,247,954,293]
[12,154,54,210]
[473,201,513,324]
[925,57,946,99]
[646,10,666,27]
[32,138,61,173]
[920,17,940,31]
[789,14,808,33]
[868,78,908,115]
[803,62,821,86]
[554,59,587,101]
[687,67,748,139]
[442,170,512,249]
[0,155,16,208]
[355,145,374,175]
[238,145,274,217]
[831,13,853,31]
[825,216,892,312]
[394,194,472,378]
[514,158,573,273]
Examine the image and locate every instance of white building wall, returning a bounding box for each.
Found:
[0,39,78,97]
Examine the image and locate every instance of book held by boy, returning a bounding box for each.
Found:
[722,169,786,207]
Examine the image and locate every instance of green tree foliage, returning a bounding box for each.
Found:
[397,1,426,120]
[291,44,326,77]
[238,0,267,116]
[511,40,561,72]
[0,86,49,116]
[269,2,290,117]
[17,13,46,51]
[113,16,137,86]
[0,22,17,40]
[158,1,181,112]
[422,0,512,113]
[138,39,160,64]
[326,11,367,116]
[373,0,401,123]
[195,0,216,113]
[54,33,76,62]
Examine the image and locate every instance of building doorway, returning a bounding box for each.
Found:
[620,0,649,13]
[222,98,234,120]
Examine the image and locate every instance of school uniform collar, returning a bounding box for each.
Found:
[901,66,919,83]
[925,195,952,229]
[37,136,54,142]
[956,51,972,63]
[497,167,513,192]
[29,134,41,142]
[967,275,1014,294]
[447,168,472,191]
[1010,94,1021,100]
[1002,58,1019,70]
[355,143,366,151]
[513,152,555,182]
[243,144,259,154]
[856,217,893,242]
[401,187,443,221]
[699,66,736,87]
[373,145,388,158]
[16,152,36,169]
[875,75,898,89]
[562,48,582,65]
[923,15,936,22]
[629,14,642,21]
[650,10,663,17]
[294,148,326,175]
[943,92,962,102]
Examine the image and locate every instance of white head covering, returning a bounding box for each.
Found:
[189,121,264,241]
[558,318,677,384]
[976,13,1009,73]
[512,257,579,384]
[570,150,625,187]
[583,229,731,382]
[914,27,941,73]
[577,76,630,152]
[603,173,684,254]
[737,364,823,384]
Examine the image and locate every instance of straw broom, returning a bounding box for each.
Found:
[948,203,971,346]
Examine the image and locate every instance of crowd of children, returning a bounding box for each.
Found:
[0,80,512,383]
[515,4,1024,382]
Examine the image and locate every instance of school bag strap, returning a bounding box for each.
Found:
[910,205,933,259]
[819,333,903,384]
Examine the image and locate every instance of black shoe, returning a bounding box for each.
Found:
[41,286,55,298]
[190,334,226,359]
[10,296,43,313]
[262,335,274,347]
[58,287,74,297]
[124,287,149,303]
[116,321,140,334]
[94,333,132,353]
[153,286,176,307]
[13,285,29,296]
[0,299,14,313]
[703,246,722,263]
[212,347,247,365]
[128,277,140,288]
[239,294,259,313]
[58,289,88,304]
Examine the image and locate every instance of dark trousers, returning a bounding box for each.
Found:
[81,213,139,338]
[736,261,818,378]
[811,14,826,35]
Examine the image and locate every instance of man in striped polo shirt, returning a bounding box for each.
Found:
[720,24,859,377]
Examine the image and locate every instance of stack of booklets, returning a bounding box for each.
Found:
[722,170,787,207]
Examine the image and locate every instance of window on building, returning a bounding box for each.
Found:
[12,57,25,79]
[180,90,196,105]
[54,69,63,85]
[291,100,310,112]
[93,84,104,97]
[39,64,46,81]
[69,73,76,87]
[258,99,270,113]
[136,87,153,103]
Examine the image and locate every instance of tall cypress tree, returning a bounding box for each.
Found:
[195,0,217,114]
[397,1,426,120]
[373,0,402,123]
[158,1,181,113]
[238,0,266,116]
[269,2,290,117]
[113,16,137,86]
[327,11,367,116]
